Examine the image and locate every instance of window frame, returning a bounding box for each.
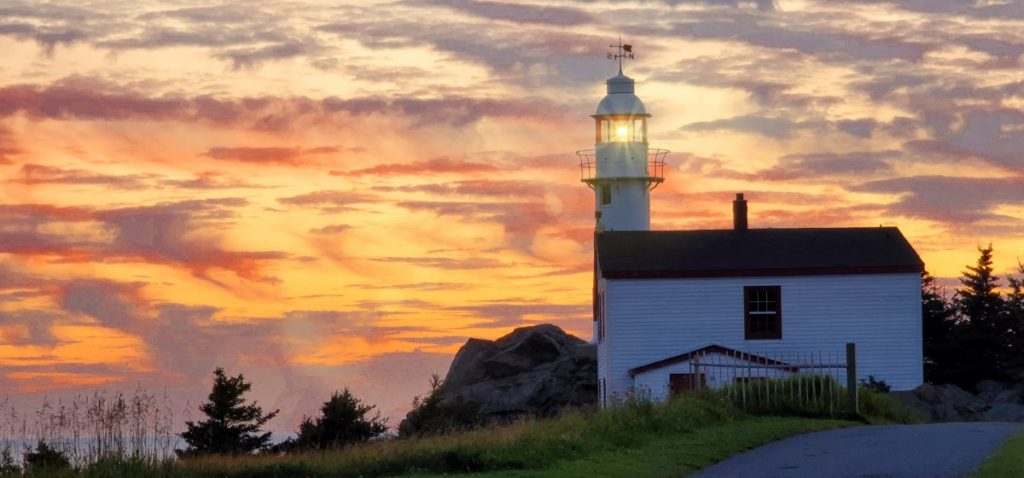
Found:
[744,285,782,340]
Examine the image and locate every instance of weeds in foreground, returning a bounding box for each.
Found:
[0,378,919,477]
[0,388,178,470]
[711,375,922,424]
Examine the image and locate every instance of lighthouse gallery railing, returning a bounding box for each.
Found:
[576,148,668,190]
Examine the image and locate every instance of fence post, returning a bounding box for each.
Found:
[846,343,858,416]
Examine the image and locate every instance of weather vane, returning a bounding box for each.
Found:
[607,36,634,72]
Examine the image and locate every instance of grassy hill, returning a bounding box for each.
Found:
[18,388,918,478]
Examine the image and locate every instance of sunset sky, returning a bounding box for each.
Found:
[1,0,1023,430]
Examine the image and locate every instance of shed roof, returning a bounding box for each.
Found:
[628,344,797,377]
[597,227,923,279]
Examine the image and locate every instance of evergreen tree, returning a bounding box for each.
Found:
[178,368,279,457]
[1007,261,1024,318]
[293,388,388,450]
[952,245,1010,387]
[955,244,1004,325]
[921,271,956,383]
[1005,261,1024,380]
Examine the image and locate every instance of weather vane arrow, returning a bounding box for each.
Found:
[607,36,635,72]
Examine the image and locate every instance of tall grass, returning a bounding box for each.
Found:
[711,375,922,424]
[0,379,919,477]
[715,375,846,418]
[0,388,178,470]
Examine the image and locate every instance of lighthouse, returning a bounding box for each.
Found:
[577,45,667,231]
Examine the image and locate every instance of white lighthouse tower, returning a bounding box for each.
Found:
[578,44,667,231]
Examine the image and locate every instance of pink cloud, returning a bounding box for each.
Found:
[335,156,498,177]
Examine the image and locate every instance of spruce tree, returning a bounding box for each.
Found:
[921,271,956,383]
[955,244,1004,326]
[1005,261,1024,380]
[952,245,1009,386]
[178,368,279,457]
[294,388,388,450]
[1007,261,1024,318]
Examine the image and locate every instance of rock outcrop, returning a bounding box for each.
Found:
[439,324,597,419]
[893,381,1024,422]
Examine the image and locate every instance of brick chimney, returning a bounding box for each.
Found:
[733,193,748,231]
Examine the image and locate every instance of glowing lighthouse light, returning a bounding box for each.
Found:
[577,40,668,232]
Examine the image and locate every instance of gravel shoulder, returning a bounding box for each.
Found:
[691,422,1024,478]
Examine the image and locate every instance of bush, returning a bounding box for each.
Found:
[399,374,482,437]
[24,440,71,471]
[858,389,923,424]
[0,447,20,475]
[859,375,891,393]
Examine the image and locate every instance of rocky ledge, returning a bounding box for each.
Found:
[893,380,1024,422]
[439,323,597,420]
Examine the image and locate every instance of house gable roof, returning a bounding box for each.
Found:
[628,344,797,377]
[598,227,923,279]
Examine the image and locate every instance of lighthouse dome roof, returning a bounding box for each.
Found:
[594,72,649,117]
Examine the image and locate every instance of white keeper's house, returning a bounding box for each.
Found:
[578,58,925,405]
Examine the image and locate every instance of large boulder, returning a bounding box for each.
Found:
[439,324,597,419]
[905,384,984,421]
[984,403,1024,421]
[898,381,1024,422]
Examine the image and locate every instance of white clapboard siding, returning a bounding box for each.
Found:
[599,273,922,401]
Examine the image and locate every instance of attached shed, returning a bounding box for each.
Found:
[629,344,801,401]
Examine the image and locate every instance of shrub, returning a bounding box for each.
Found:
[0,447,20,475]
[399,374,482,437]
[858,389,922,424]
[24,440,71,471]
[859,375,891,393]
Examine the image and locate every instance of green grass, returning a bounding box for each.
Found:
[971,430,1024,478]
[405,417,850,478]
[858,389,924,424]
[14,384,919,478]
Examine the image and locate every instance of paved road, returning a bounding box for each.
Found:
[692,422,1023,478]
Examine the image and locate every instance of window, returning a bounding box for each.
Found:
[595,117,647,143]
[595,289,605,342]
[633,118,646,143]
[600,184,612,205]
[744,286,781,340]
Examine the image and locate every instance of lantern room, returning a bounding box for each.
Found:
[596,116,647,144]
[593,71,651,143]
